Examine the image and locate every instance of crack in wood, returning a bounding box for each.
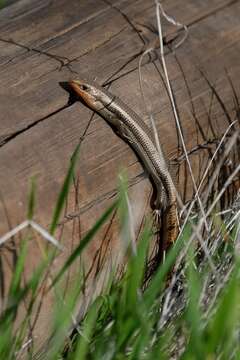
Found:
[2,0,236,81]
[0,104,71,148]
[59,170,146,225]
[0,0,239,149]
[173,138,222,162]
[61,27,127,70]
[0,26,127,76]
[0,52,27,67]
[0,37,76,73]
[187,0,238,28]
[199,68,236,127]
[103,0,240,85]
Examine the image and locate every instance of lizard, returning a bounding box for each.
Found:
[68,79,178,254]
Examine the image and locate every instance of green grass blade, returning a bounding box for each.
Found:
[144,223,192,308]
[8,240,28,300]
[50,143,80,235]
[50,201,117,289]
[117,171,133,252]
[0,258,47,324]
[27,177,36,220]
[205,258,240,356]
[125,220,152,312]
[0,1,6,10]
[71,298,103,360]
[183,244,204,359]
[44,278,83,359]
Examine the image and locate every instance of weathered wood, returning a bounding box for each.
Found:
[0,0,239,354]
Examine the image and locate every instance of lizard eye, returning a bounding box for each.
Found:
[80,84,88,91]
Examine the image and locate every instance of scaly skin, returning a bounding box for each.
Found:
[69,79,178,253]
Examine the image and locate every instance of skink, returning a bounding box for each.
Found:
[68,79,178,252]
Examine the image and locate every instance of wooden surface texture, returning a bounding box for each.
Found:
[0,0,239,354]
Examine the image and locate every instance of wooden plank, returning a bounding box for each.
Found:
[0,0,239,354]
[0,0,109,47]
[0,0,239,274]
[0,0,237,133]
[0,0,239,280]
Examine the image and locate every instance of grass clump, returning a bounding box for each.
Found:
[0,139,239,359]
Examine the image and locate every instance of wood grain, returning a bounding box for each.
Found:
[0,0,239,355]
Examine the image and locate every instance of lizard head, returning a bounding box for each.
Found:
[68,80,113,111]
